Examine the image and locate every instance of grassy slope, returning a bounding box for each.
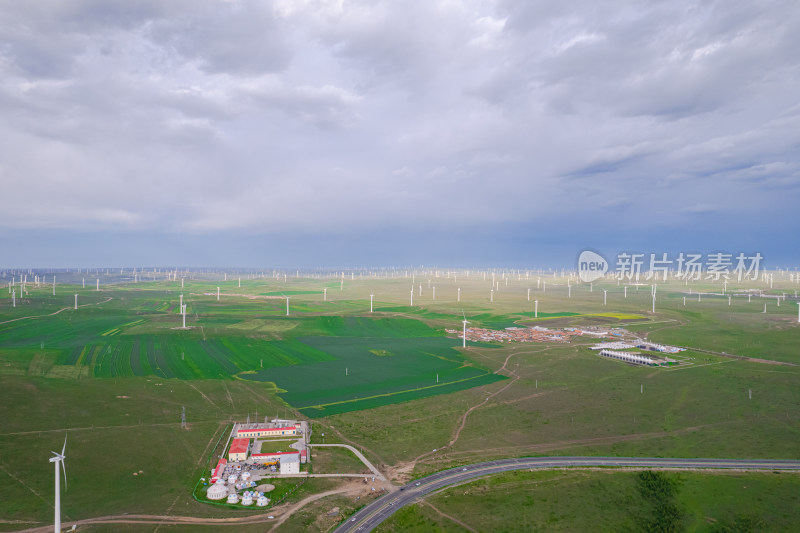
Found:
[377,469,800,532]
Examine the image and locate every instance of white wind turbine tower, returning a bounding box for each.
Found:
[286,296,290,316]
[370,293,374,313]
[461,311,470,348]
[49,435,68,533]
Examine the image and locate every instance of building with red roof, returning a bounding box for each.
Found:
[228,438,250,461]
[210,458,227,483]
[235,426,297,438]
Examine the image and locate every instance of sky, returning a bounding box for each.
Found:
[1,0,798,268]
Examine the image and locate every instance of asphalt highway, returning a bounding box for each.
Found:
[335,456,800,532]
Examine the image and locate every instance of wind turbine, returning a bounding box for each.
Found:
[49,435,68,533]
[461,311,470,349]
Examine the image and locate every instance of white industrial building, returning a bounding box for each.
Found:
[280,453,300,475]
[598,349,655,366]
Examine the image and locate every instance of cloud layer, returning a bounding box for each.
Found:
[1,0,798,263]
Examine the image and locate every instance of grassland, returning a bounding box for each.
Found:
[377,469,800,532]
[1,269,799,531]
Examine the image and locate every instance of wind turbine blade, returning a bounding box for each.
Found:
[61,460,67,490]
[61,434,67,455]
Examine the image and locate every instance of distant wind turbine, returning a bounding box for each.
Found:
[461,311,470,348]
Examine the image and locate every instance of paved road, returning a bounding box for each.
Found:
[335,456,800,533]
[309,443,386,480]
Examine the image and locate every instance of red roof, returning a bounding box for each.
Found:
[251,451,300,457]
[229,438,249,455]
[211,458,227,480]
[238,426,296,434]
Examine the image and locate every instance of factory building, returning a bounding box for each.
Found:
[228,438,250,461]
[235,425,298,438]
[279,452,300,474]
[251,450,300,464]
[598,349,655,366]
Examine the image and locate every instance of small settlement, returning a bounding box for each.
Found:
[205,418,309,505]
[447,325,614,343]
[449,324,684,367]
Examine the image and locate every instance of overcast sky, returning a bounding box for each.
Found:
[1,1,798,267]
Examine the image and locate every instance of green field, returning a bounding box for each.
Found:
[0,292,503,416]
[1,270,799,531]
[244,336,504,417]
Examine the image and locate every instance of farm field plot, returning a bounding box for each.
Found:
[0,286,504,417]
[243,336,505,417]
